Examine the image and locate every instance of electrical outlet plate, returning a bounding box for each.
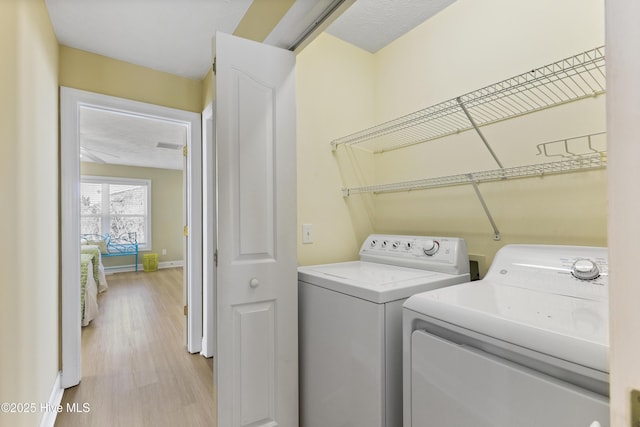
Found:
[632,389,640,427]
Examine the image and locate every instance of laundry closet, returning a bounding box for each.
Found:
[296,0,606,272]
[295,0,607,425]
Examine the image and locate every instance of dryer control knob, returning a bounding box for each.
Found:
[423,240,440,256]
[571,259,600,280]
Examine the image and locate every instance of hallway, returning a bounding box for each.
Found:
[56,268,214,426]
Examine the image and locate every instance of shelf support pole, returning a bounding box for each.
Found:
[467,174,501,241]
[457,97,504,169]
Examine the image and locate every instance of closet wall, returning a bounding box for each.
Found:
[296,33,377,265]
[371,0,606,273]
[297,0,606,272]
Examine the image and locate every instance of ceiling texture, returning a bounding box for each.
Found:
[46,0,456,170]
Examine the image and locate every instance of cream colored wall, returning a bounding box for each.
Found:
[81,162,184,267]
[374,0,605,120]
[202,68,215,111]
[233,0,295,43]
[59,46,203,113]
[296,33,377,265]
[0,0,59,426]
[365,0,607,274]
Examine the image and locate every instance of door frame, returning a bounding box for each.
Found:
[201,102,216,358]
[60,87,203,388]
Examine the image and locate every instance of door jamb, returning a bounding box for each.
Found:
[201,102,215,358]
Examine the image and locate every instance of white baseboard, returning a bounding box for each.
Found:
[40,371,63,427]
[104,260,184,274]
[158,260,185,269]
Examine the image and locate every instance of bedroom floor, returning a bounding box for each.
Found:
[56,268,215,426]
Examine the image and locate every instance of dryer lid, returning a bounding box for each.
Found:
[404,244,609,373]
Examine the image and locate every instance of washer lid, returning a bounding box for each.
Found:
[404,280,609,373]
[298,261,469,303]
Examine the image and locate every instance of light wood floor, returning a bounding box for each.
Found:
[56,268,215,427]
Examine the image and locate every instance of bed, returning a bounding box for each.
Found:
[81,232,139,272]
[79,233,138,325]
[80,253,100,326]
[80,244,109,292]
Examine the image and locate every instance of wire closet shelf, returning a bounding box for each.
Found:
[330,46,606,154]
[342,152,607,197]
[342,131,607,196]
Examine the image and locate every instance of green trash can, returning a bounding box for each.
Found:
[143,253,159,272]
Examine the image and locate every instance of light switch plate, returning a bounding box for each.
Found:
[302,224,313,244]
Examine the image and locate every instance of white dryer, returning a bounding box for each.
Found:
[403,244,609,427]
[298,234,470,427]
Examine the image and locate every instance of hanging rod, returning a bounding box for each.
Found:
[331,46,606,153]
[341,152,607,197]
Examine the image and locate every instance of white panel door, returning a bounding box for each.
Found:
[215,32,298,427]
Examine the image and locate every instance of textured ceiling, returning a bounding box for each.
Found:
[80,107,187,170]
[326,0,456,53]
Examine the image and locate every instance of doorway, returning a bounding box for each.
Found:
[60,87,203,388]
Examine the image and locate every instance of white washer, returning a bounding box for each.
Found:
[403,244,609,427]
[298,234,470,427]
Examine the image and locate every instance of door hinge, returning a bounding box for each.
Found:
[212,57,216,75]
[183,146,188,157]
[214,249,218,267]
[184,225,188,236]
[183,305,188,316]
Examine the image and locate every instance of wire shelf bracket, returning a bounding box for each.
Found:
[457,96,504,169]
[468,175,501,241]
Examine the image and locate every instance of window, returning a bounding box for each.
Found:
[80,176,151,249]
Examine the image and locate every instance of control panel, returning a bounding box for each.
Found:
[485,244,608,301]
[359,234,469,275]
